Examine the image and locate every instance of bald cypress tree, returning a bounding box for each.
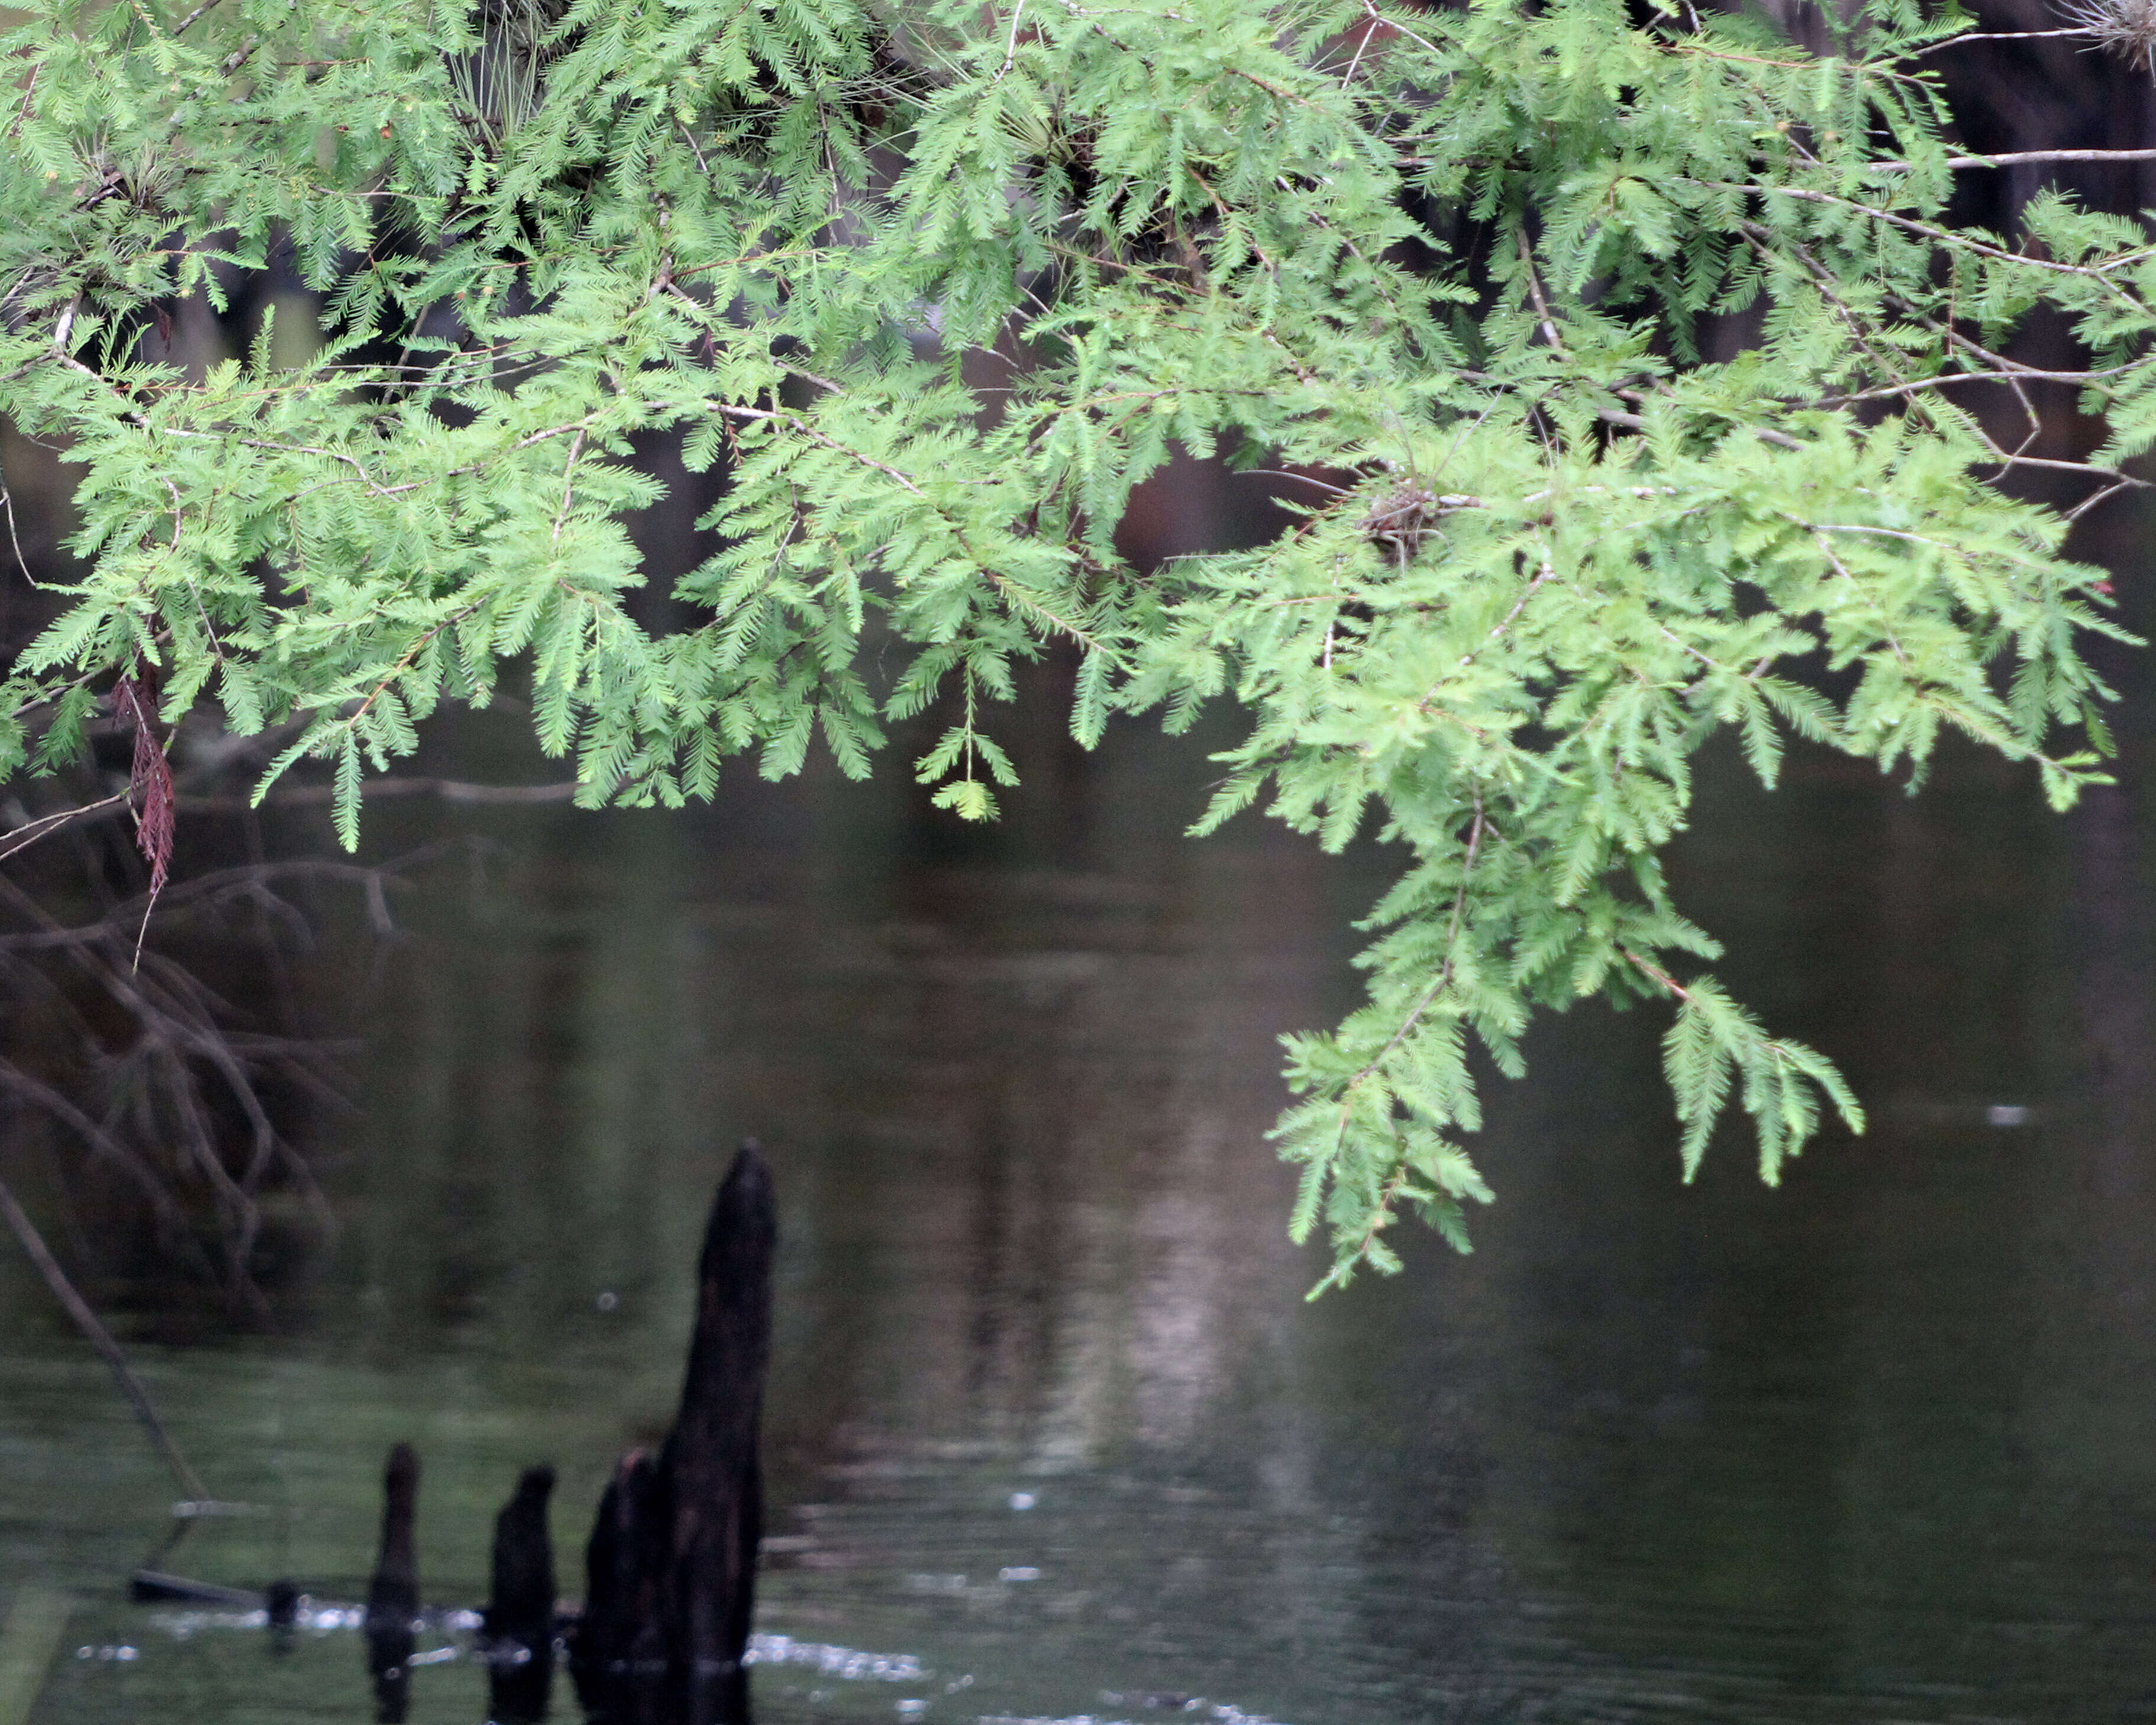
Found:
[2,0,2147,1285]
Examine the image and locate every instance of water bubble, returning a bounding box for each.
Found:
[596,1291,620,1312]
[999,1566,1040,1582]
[898,1701,928,1717]
[1009,1491,1036,1510]
[1986,1104,2031,1127]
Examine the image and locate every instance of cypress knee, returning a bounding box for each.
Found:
[573,1141,777,1725]
[660,1141,775,1725]
[485,1465,557,1723]
[572,1449,666,1724]
[363,1442,419,1724]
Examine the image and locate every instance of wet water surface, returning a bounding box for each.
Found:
[2,684,2155,1724]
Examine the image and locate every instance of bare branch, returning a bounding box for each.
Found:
[0,1173,209,1502]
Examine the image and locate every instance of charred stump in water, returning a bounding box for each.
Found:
[573,1142,775,1725]
[484,1465,558,1723]
[363,1443,419,1724]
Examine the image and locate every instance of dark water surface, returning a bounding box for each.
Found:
[2,661,2155,1724]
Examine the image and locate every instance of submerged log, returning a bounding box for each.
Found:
[363,1443,419,1724]
[122,1571,297,1637]
[127,1571,261,1608]
[572,1142,775,1725]
[484,1465,559,1723]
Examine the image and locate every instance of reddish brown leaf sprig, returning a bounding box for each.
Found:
[112,672,174,901]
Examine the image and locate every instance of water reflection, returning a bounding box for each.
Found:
[0,652,2153,1721]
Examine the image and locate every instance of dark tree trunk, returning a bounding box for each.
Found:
[364,1443,419,1724]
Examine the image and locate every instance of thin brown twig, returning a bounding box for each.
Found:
[0,791,133,866]
[0,482,38,588]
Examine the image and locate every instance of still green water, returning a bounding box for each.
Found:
[1,682,2153,1723]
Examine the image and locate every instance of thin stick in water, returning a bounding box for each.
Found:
[0,1589,73,1725]
[0,1173,209,1504]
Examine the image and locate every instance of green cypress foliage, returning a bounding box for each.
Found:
[0,0,2138,1287]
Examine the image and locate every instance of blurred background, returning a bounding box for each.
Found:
[7,11,2156,1721]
